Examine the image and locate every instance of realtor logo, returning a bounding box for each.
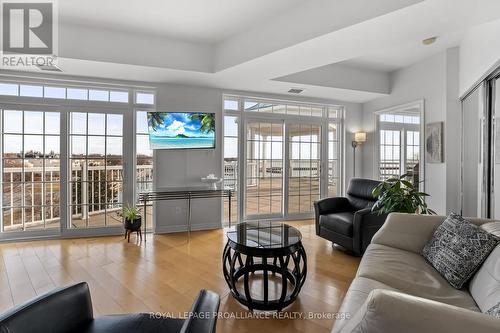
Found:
[3,2,53,54]
[1,0,57,67]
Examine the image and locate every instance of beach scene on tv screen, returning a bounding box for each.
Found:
[147,112,215,149]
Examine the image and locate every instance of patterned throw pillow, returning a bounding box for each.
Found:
[422,213,500,289]
[486,302,500,318]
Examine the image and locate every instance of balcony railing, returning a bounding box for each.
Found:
[223,159,337,187]
[2,164,153,231]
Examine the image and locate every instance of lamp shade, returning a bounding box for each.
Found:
[354,131,367,143]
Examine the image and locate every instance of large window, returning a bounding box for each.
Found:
[379,129,401,179]
[328,122,340,197]
[223,95,344,222]
[0,82,130,103]
[288,123,320,214]
[1,110,60,231]
[223,115,238,223]
[0,79,156,239]
[69,112,124,228]
[245,121,283,217]
[377,109,422,186]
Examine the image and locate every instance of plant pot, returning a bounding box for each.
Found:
[124,216,141,231]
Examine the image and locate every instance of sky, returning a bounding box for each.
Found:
[3,111,418,162]
[3,111,127,157]
[148,112,213,138]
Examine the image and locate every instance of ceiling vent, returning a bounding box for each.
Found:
[288,88,304,94]
[36,64,62,72]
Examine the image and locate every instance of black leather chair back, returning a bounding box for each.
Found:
[0,282,93,333]
[346,178,380,210]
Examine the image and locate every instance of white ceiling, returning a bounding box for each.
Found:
[339,30,465,72]
[5,0,500,103]
[59,0,305,43]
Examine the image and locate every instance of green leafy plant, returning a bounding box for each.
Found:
[371,175,436,215]
[122,204,140,221]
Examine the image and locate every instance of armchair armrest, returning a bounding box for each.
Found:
[314,197,352,235]
[180,289,220,333]
[0,282,93,333]
[314,197,352,215]
[337,289,500,333]
[352,208,387,255]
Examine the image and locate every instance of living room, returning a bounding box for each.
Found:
[0,1,499,332]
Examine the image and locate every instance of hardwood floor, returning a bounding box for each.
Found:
[0,220,360,333]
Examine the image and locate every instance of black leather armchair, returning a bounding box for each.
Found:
[0,282,220,333]
[314,178,387,256]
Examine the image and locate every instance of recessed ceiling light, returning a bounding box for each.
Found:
[288,88,304,94]
[422,36,438,45]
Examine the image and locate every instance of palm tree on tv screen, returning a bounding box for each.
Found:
[188,113,215,134]
[148,113,164,131]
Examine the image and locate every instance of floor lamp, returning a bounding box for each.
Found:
[351,131,367,177]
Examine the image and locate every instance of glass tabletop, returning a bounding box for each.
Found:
[226,221,302,249]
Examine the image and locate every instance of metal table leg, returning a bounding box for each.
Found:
[228,191,232,228]
[144,200,147,242]
[187,193,192,239]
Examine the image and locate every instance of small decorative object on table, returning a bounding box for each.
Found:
[122,204,142,243]
[201,173,221,190]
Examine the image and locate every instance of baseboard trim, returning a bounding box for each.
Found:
[155,222,221,234]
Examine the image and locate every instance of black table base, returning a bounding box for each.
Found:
[222,241,307,311]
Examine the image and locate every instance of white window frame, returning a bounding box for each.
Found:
[374,100,425,191]
[0,75,156,241]
[222,94,344,223]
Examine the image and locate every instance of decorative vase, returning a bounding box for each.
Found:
[124,216,141,231]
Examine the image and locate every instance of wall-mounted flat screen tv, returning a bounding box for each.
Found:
[147,112,215,150]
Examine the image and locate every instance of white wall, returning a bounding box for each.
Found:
[361,52,451,214]
[445,48,461,214]
[153,83,363,233]
[460,18,500,96]
[153,84,223,233]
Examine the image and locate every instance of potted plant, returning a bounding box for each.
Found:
[371,175,436,215]
[122,204,142,239]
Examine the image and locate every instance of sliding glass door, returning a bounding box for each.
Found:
[243,119,323,219]
[245,120,283,218]
[69,111,125,229]
[224,96,343,223]
[287,123,321,215]
[492,78,500,219]
[461,84,487,217]
[0,82,155,240]
[1,109,61,232]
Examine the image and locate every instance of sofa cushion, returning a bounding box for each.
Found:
[422,213,500,289]
[357,243,480,311]
[481,221,500,237]
[332,277,398,333]
[320,213,354,236]
[469,222,500,313]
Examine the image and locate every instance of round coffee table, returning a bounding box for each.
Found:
[222,221,307,311]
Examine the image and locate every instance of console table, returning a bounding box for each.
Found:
[138,186,234,242]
